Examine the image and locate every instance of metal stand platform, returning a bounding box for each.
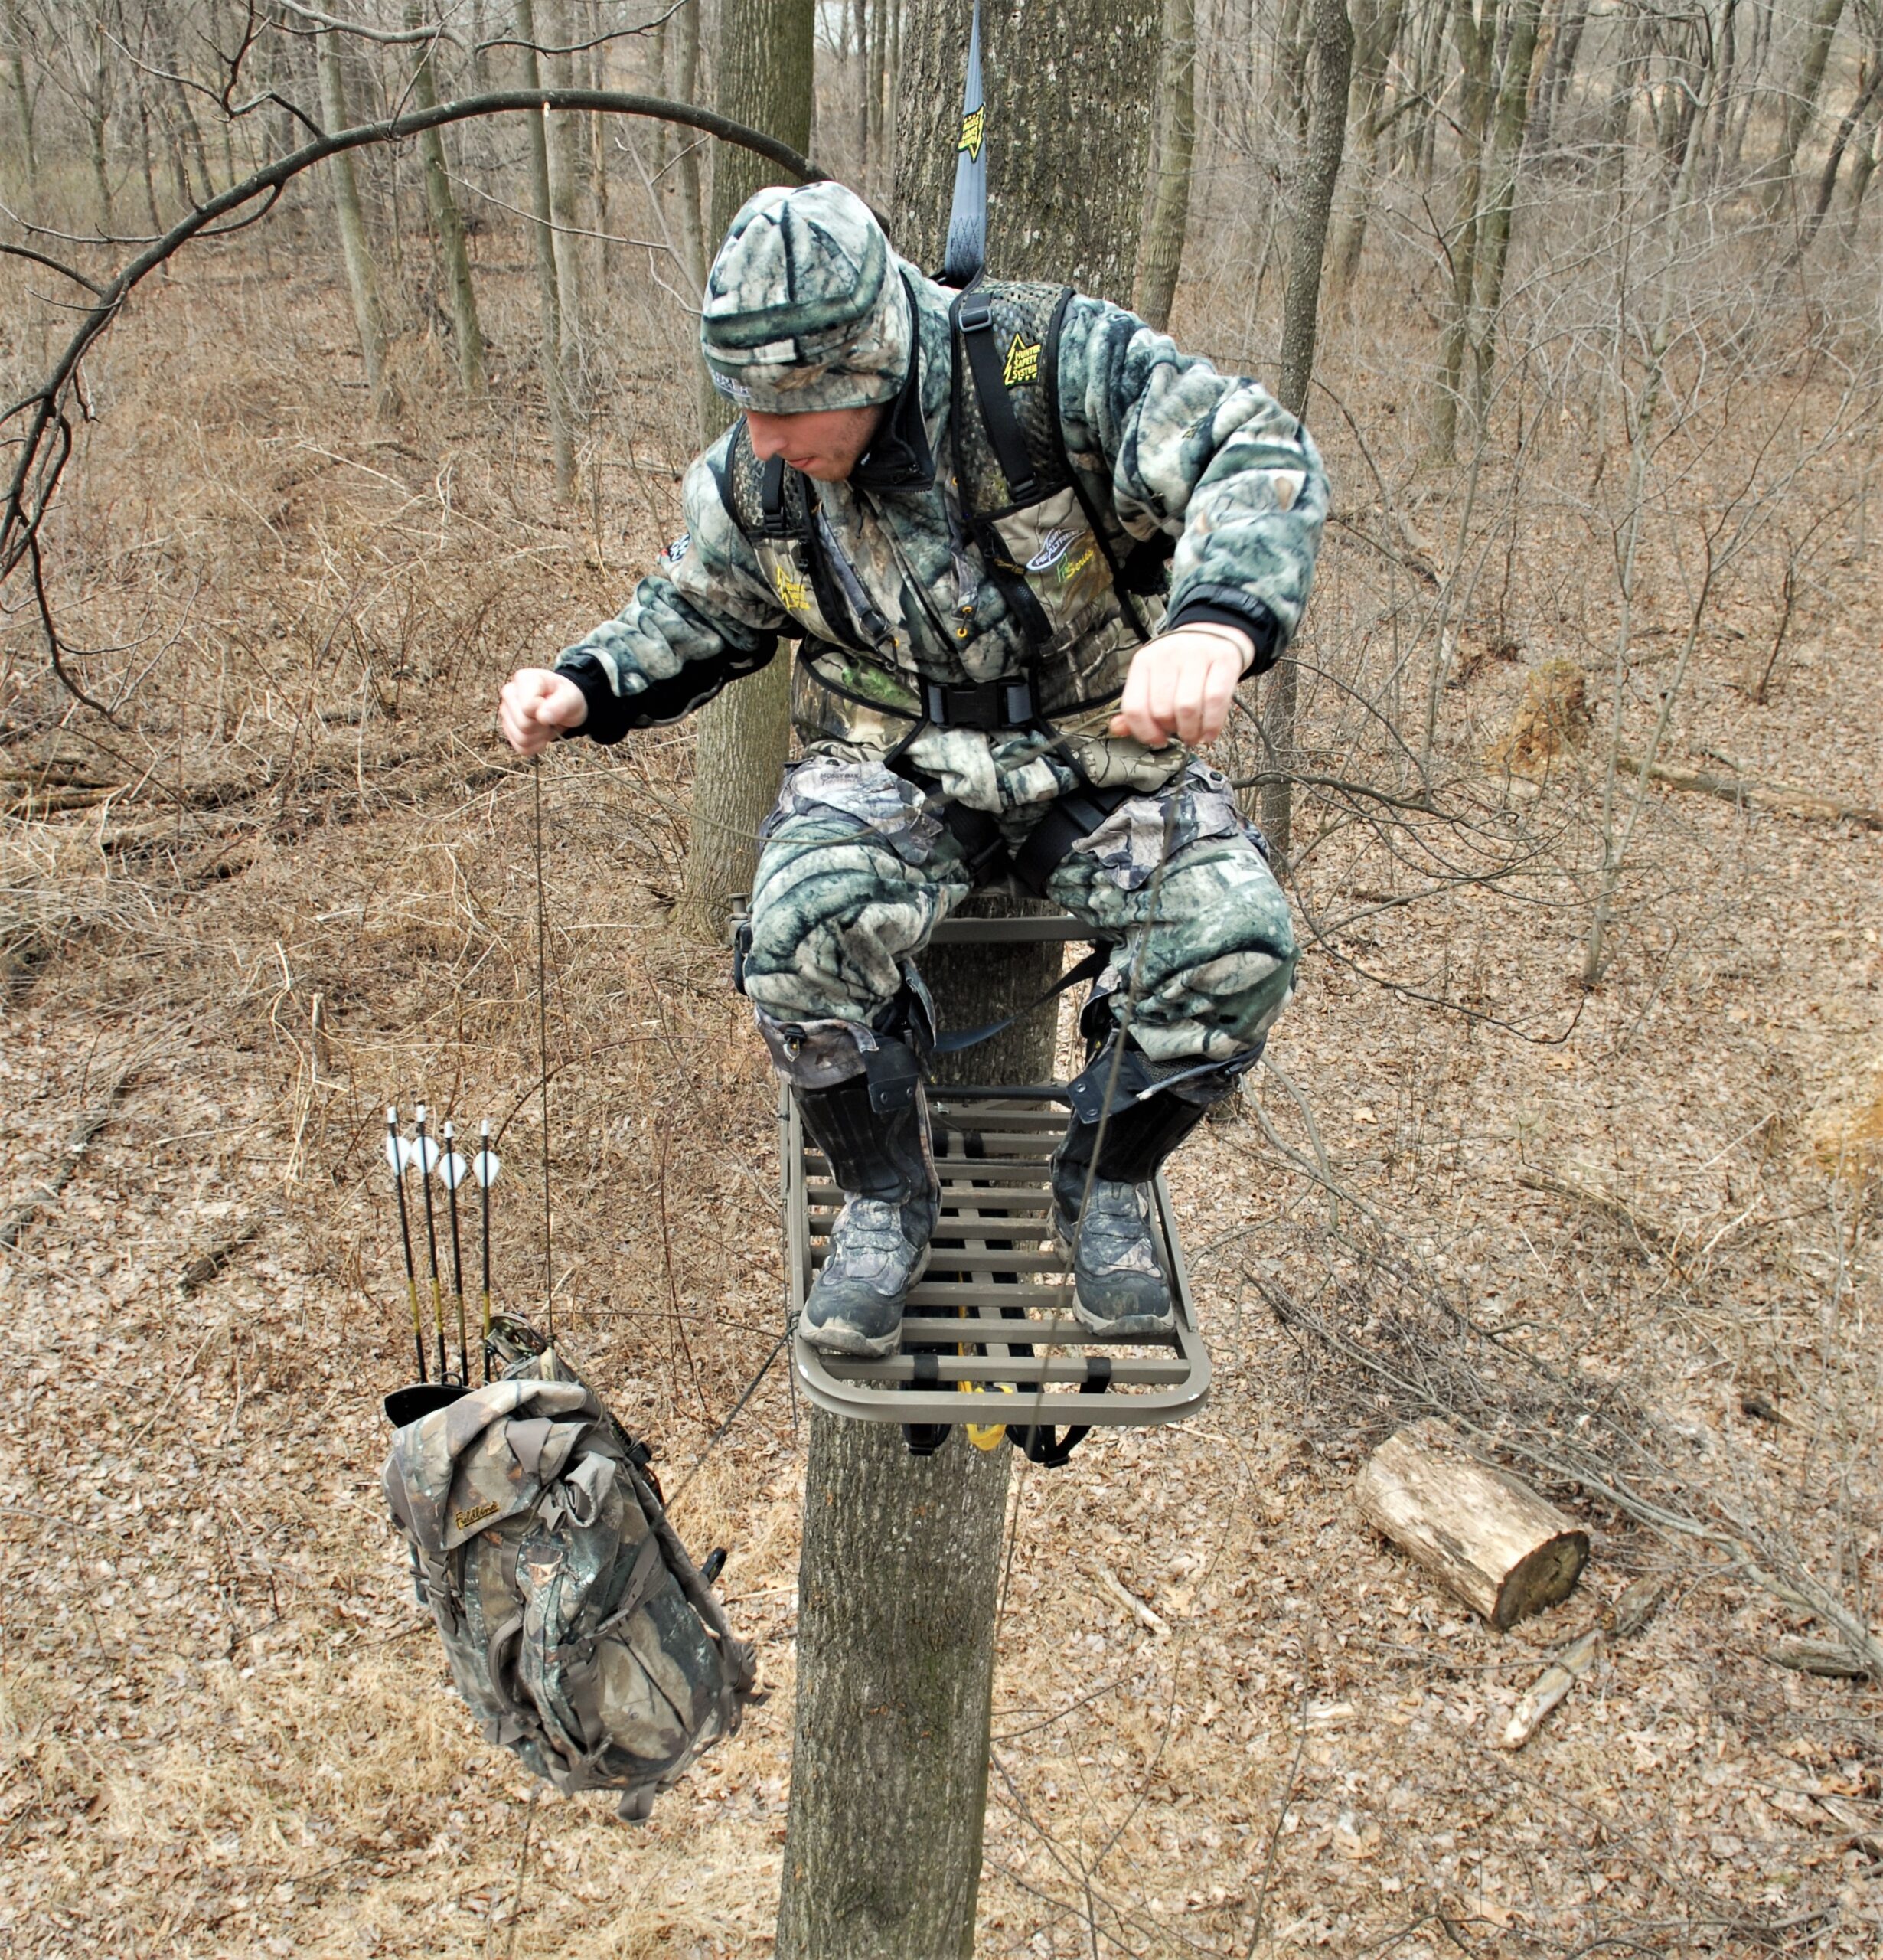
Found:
[785,1089,1211,1461]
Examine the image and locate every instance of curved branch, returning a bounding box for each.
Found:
[0,243,106,297]
[1,90,822,594]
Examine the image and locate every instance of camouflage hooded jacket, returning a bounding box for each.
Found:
[555,266,1328,814]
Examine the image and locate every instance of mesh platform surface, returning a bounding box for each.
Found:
[785,1092,1210,1432]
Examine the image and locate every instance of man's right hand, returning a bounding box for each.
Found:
[499,668,589,756]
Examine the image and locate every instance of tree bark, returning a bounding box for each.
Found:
[1135,0,1197,331]
[316,27,397,416]
[674,0,816,948]
[407,2,488,398]
[513,0,577,498]
[1265,0,1351,861]
[775,1417,1011,1960]
[893,0,1160,298]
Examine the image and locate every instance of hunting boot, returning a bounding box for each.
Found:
[795,1055,938,1359]
[1052,1046,1248,1334]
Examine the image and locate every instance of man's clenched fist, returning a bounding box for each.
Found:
[1108,622,1254,750]
[500,668,589,756]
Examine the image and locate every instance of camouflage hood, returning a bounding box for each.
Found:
[700,181,915,413]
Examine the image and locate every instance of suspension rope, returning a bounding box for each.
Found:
[532,756,556,1348]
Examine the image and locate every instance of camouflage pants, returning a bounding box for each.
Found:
[743,756,1297,1087]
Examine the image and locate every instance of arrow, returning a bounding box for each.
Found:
[413,1104,449,1381]
[386,1107,426,1381]
[442,1121,471,1386]
[473,1122,501,1380]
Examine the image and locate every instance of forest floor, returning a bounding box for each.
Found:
[1,224,1880,1960]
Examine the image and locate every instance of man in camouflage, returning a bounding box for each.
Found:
[501,182,1325,1359]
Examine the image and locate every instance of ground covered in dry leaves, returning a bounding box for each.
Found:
[2,221,1880,1959]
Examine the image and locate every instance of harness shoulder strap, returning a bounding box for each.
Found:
[952,282,1046,505]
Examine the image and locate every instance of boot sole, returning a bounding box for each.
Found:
[800,1244,931,1361]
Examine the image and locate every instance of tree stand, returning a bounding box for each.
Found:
[773,900,1211,1957]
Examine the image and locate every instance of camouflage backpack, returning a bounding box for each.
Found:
[382,1332,756,1820]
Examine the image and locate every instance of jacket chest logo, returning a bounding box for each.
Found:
[1004,334,1042,387]
[772,561,812,612]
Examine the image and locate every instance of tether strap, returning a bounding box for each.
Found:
[1009,782,1131,893]
[1013,1356,1111,1467]
[955,286,1039,503]
[932,944,1110,1056]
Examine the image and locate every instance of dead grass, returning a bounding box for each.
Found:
[1,186,1879,1960]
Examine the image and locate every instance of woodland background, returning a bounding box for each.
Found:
[0,0,1881,1955]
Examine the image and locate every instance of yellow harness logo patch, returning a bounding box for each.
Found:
[958,106,986,161]
[772,561,812,613]
[454,1499,501,1534]
[1003,334,1042,387]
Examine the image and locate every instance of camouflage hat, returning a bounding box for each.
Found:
[700,182,913,413]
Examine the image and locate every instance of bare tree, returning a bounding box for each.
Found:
[316,22,397,415]
[513,0,577,497]
[1264,0,1353,860]
[1136,0,1197,330]
[2,0,34,198]
[406,3,486,398]
[673,0,816,949]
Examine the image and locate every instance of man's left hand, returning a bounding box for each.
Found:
[1108,623,1254,749]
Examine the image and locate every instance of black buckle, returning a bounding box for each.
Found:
[921,676,1036,730]
[958,289,994,335]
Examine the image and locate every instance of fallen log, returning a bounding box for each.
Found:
[1617,751,1883,831]
[1356,1419,1589,1631]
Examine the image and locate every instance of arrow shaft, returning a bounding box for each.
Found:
[388,1118,426,1382]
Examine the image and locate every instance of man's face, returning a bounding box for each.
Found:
[744,403,887,482]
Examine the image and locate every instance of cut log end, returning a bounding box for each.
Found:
[1356,1419,1589,1632]
[1494,1530,1591,1632]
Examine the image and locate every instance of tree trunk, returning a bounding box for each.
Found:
[545,0,590,368]
[893,0,1160,298]
[408,2,487,398]
[776,11,1158,1953]
[1467,0,1544,421]
[87,20,112,234]
[1135,0,1197,330]
[1765,0,1849,217]
[1264,0,1351,862]
[674,0,816,948]
[316,27,397,416]
[669,0,707,289]
[513,0,577,498]
[2,0,32,197]
[1428,0,1494,463]
[1529,0,1589,157]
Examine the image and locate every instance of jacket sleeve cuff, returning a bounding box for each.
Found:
[556,653,633,746]
[1166,591,1282,676]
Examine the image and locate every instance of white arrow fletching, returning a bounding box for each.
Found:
[439,1152,470,1190]
[384,1129,406,1171]
[472,1148,502,1187]
[407,1135,441,1176]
